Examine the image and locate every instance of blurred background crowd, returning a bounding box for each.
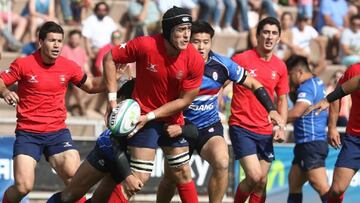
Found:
[0,0,359,141]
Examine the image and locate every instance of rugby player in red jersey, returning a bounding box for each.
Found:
[0,22,106,203]
[102,6,204,203]
[230,17,289,203]
[306,63,360,203]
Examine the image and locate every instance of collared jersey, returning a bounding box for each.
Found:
[230,48,289,134]
[338,64,360,136]
[294,77,328,143]
[184,51,246,129]
[0,50,85,133]
[111,34,204,125]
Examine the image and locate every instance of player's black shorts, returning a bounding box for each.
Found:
[292,140,329,171]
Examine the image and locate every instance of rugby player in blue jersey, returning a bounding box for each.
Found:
[156,20,284,203]
[286,55,329,203]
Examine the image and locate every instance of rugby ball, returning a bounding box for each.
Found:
[108,99,141,136]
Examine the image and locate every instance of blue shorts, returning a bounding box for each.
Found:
[86,138,127,183]
[189,121,223,154]
[13,129,77,162]
[292,140,329,171]
[127,121,189,149]
[229,125,274,162]
[335,134,360,170]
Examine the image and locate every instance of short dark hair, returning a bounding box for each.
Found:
[350,14,360,24]
[94,1,109,13]
[286,55,311,73]
[39,21,64,41]
[191,20,214,38]
[256,17,281,36]
[68,29,82,37]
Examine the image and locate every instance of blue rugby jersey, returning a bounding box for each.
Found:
[294,77,328,143]
[184,51,246,129]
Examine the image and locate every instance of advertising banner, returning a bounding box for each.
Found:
[234,144,360,202]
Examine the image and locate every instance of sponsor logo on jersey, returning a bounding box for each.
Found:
[249,69,257,77]
[271,71,277,80]
[59,75,66,84]
[28,75,39,83]
[5,69,10,73]
[188,103,214,111]
[146,64,157,72]
[176,70,183,80]
[119,43,127,49]
[298,92,306,98]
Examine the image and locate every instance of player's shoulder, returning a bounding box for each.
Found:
[345,63,360,75]
[210,52,237,69]
[232,49,253,61]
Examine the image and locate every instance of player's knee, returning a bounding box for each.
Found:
[165,151,192,183]
[170,164,192,183]
[246,172,264,187]
[15,181,33,197]
[330,184,346,197]
[212,157,229,174]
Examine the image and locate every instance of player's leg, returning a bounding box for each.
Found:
[200,135,229,203]
[90,174,119,203]
[248,159,271,203]
[229,126,261,203]
[287,164,307,203]
[328,134,360,203]
[156,161,177,203]
[328,167,356,203]
[307,167,329,202]
[3,131,42,203]
[162,145,198,203]
[3,155,37,203]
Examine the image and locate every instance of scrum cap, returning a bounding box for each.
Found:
[162,6,192,42]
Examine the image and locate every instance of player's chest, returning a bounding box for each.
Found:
[21,69,70,91]
[244,64,280,89]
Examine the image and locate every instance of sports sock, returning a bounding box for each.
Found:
[176,181,198,203]
[233,185,250,203]
[249,192,266,203]
[328,193,344,203]
[108,184,128,203]
[287,193,302,203]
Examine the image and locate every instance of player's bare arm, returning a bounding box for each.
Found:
[79,76,106,94]
[0,78,18,106]
[273,94,288,142]
[242,75,285,128]
[129,88,200,137]
[287,101,310,123]
[327,99,342,149]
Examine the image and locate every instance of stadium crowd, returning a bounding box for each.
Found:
[0,0,360,203]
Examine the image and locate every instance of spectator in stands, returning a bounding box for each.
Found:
[340,15,360,67]
[70,0,92,23]
[297,0,314,24]
[156,0,197,18]
[127,0,161,37]
[291,15,326,63]
[62,29,90,116]
[21,0,58,42]
[236,0,277,32]
[82,1,117,59]
[21,26,40,56]
[0,1,27,51]
[197,0,217,22]
[316,0,349,63]
[57,0,77,25]
[277,12,294,60]
[213,0,237,34]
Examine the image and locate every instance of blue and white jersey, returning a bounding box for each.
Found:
[184,51,246,129]
[96,129,115,160]
[294,77,328,143]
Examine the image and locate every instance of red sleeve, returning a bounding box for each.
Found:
[338,64,360,84]
[68,60,86,86]
[0,60,22,86]
[182,52,204,91]
[111,37,143,64]
[275,61,289,96]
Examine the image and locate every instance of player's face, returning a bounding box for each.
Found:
[191,32,212,61]
[288,68,301,86]
[257,24,280,53]
[68,33,81,48]
[40,32,64,62]
[171,23,191,50]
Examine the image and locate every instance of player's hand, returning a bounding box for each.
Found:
[164,124,183,138]
[268,110,285,127]
[328,127,341,149]
[123,175,144,197]
[128,115,147,138]
[273,126,285,143]
[105,100,118,126]
[1,89,19,107]
[304,99,329,116]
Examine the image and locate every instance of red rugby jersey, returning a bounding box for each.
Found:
[0,50,85,133]
[338,63,360,136]
[111,34,204,125]
[230,49,289,134]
